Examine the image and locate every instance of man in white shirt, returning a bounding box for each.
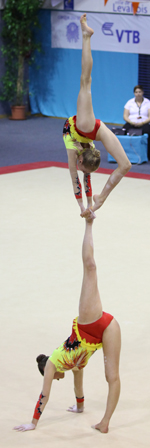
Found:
[123,85,150,159]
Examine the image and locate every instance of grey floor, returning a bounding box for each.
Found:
[0,116,150,174]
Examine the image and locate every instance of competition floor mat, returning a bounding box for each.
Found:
[0,167,150,448]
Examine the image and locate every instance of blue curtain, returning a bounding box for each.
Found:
[138,54,150,100]
[29,10,138,123]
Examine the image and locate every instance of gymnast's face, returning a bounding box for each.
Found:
[78,163,91,174]
[77,156,91,174]
[53,371,65,380]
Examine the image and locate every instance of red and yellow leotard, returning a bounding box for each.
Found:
[49,312,113,373]
[63,116,101,154]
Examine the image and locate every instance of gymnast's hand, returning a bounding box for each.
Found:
[80,208,96,219]
[67,404,84,413]
[13,423,36,432]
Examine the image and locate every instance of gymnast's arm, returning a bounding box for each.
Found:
[67,368,84,413]
[94,123,132,205]
[81,124,131,217]
[67,148,86,214]
[13,360,56,432]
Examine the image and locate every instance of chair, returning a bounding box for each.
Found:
[108,134,148,164]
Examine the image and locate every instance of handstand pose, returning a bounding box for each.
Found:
[14,218,121,434]
[63,14,131,218]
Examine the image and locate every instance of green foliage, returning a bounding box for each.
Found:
[0,0,44,105]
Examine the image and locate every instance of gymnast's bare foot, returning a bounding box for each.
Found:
[80,14,94,37]
[92,418,109,434]
[93,194,103,211]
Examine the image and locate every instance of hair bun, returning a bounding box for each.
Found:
[94,149,100,157]
[36,354,46,363]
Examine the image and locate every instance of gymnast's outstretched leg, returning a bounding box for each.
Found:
[78,218,102,325]
[76,14,95,134]
[79,219,121,433]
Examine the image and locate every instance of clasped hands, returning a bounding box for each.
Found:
[81,208,96,219]
[80,194,103,219]
[131,121,143,127]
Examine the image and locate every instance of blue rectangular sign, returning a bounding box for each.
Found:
[64,0,74,10]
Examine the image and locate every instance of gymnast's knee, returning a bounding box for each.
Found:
[105,370,120,385]
[83,255,96,272]
[80,74,92,89]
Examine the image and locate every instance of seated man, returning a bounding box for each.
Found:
[14,218,121,434]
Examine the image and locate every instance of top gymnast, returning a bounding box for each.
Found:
[63,14,131,218]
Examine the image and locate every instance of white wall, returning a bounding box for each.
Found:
[42,0,150,15]
[43,0,102,11]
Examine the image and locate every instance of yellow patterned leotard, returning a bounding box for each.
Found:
[63,116,95,155]
[49,312,113,373]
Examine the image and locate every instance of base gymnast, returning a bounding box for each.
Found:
[63,14,131,218]
[14,218,121,434]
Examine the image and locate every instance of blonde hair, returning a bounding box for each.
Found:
[82,148,101,172]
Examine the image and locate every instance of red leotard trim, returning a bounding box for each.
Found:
[78,312,113,344]
[73,116,101,140]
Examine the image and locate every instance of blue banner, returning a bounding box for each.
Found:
[29,10,138,123]
[51,11,150,54]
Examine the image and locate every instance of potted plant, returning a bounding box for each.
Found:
[0,0,44,119]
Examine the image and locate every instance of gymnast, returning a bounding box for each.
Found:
[63,14,131,218]
[14,217,121,434]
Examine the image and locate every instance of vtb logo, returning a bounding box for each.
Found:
[102,23,114,36]
[102,22,140,43]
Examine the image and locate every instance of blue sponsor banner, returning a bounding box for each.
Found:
[64,0,74,10]
[51,11,150,54]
